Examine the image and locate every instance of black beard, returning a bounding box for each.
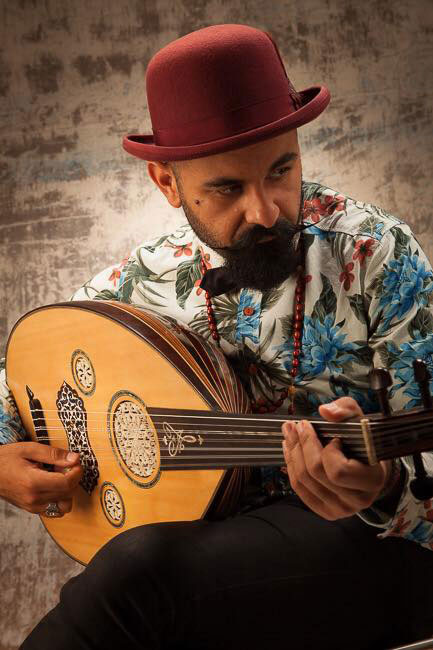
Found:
[181,202,303,292]
[215,219,303,291]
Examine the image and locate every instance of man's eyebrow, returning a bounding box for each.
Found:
[202,151,298,189]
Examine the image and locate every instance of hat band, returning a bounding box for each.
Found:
[153,91,296,147]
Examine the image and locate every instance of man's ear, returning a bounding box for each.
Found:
[147,161,182,208]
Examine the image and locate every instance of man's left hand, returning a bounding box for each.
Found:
[282,397,392,520]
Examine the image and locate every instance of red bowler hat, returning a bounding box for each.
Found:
[123,24,330,162]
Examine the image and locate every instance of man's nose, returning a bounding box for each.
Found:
[243,188,279,229]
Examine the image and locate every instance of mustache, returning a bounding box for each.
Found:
[213,219,306,253]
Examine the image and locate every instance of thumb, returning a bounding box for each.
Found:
[319,397,364,422]
[20,442,80,466]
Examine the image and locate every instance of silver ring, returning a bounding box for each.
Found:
[44,502,61,518]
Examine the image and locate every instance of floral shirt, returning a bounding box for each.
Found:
[2,180,433,549]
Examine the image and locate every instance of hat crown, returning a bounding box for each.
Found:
[146,24,298,147]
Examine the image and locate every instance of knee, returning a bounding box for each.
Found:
[56,525,180,624]
[86,523,188,595]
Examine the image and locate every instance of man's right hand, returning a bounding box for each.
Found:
[0,442,82,517]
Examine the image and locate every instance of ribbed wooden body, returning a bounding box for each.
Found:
[6,301,249,565]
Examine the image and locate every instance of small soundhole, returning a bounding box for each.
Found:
[71,349,96,396]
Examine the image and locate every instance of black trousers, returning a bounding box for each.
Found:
[21,495,433,650]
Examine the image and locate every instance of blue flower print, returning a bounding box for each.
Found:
[293,382,378,419]
[304,225,336,242]
[235,291,261,345]
[387,334,433,408]
[406,520,433,545]
[377,254,433,333]
[329,379,380,414]
[280,314,359,380]
[371,222,385,240]
[299,314,359,378]
[0,410,24,443]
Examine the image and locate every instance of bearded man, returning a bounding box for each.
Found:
[1,24,433,650]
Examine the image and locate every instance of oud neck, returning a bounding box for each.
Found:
[148,406,433,470]
[148,407,369,470]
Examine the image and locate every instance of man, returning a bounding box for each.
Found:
[1,23,433,649]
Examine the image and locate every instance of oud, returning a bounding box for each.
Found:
[5,301,433,565]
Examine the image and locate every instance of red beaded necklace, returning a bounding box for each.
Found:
[200,245,306,416]
[201,256,221,344]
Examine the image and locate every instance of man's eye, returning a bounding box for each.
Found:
[271,166,291,179]
[217,185,240,196]
[216,167,291,196]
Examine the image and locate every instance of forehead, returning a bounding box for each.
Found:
[180,129,299,181]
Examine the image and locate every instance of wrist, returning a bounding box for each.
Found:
[374,459,406,514]
[379,459,402,500]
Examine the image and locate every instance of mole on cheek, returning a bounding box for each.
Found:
[194,199,201,205]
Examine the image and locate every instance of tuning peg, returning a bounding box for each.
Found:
[369,368,393,416]
[409,360,433,499]
[412,359,432,409]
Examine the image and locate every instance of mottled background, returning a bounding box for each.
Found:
[0,0,432,647]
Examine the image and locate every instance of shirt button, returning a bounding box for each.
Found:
[243,307,255,316]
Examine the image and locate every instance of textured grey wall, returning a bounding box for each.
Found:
[0,0,432,647]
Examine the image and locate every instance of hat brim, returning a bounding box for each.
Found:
[123,85,330,162]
